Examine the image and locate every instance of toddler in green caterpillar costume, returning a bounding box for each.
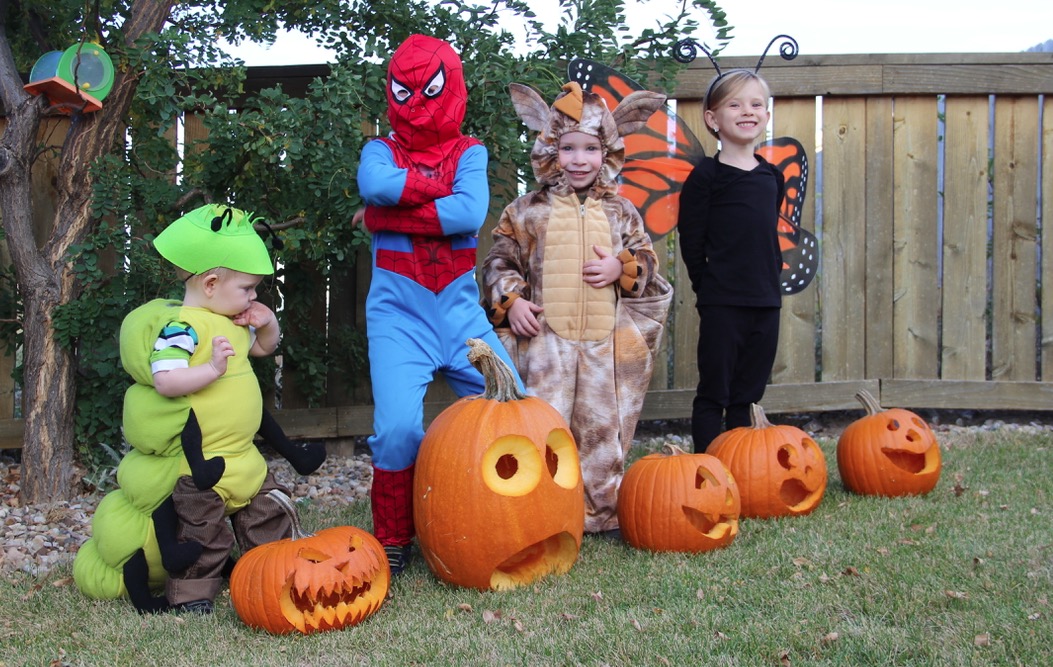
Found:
[73,204,326,614]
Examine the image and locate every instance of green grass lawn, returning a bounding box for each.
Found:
[2,429,1049,666]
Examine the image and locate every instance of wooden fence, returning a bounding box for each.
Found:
[4,52,1053,447]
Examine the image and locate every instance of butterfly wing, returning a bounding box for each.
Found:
[757,137,818,294]
[569,58,705,237]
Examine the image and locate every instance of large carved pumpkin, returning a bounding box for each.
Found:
[837,390,941,496]
[708,404,827,519]
[618,444,740,553]
[414,338,584,591]
[230,491,390,634]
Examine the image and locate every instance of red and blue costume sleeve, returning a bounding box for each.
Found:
[359,137,485,293]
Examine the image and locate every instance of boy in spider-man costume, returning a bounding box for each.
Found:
[352,34,521,574]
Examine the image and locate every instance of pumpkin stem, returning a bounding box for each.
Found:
[748,403,773,429]
[266,489,313,540]
[854,389,884,416]
[466,338,527,403]
[662,443,689,457]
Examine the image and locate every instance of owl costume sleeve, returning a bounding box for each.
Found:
[73,205,325,613]
[481,82,673,533]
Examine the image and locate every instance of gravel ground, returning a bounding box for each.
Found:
[3,410,1052,581]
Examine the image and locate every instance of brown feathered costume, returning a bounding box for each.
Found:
[482,81,673,532]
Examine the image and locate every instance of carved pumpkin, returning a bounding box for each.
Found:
[618,444,740,553]
[414,338,584,591]
[708,404,827,519]
[837,390,941,496]
[230,491,390,634]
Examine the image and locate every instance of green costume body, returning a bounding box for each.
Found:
[73,299,268,600]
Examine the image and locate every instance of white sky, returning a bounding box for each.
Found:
[228,0,1051,65]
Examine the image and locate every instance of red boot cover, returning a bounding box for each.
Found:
[370,465,415,547]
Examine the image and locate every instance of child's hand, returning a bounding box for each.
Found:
[351,208,366,227]
[582,246,623,288]
[209,336,235,377]
[509,298,544,338]
[233,301,276,330]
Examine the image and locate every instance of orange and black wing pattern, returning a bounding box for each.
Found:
[757,137,817,294]
[568,58,705,238]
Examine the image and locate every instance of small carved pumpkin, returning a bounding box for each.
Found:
[837,390,941,497]
[618,444,740,553]
[414,339,584,591]
[230,491,390,634]
[708,404,827,519]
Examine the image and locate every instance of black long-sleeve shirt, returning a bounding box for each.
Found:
[677,154,785,308]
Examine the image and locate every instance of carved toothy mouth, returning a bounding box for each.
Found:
[280,575,385,633]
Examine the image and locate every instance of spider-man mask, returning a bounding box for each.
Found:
[386,34,468,166]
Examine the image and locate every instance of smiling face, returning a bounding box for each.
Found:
[704,73,771,147]
[618,448,741,553]
[557,130,604,193]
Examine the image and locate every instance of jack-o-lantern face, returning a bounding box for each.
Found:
[230,508,390,634]
[414,340,584,591]
[709,404,828,519]
[837,390,941,497]
[618,445,740,553]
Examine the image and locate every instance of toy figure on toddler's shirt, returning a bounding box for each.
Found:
[352,34,521,574]
[73,205,326,613]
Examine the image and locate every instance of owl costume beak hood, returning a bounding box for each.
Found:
[509,80,666,197]
[154,204,275,276]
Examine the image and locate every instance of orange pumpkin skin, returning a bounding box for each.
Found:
[230,516,390,635]
[618,445,740,553]
[837,390,941,497]
[708,404,827,519]
[414,339,584,591]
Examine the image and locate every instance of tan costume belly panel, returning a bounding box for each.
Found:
[542,195,615,341]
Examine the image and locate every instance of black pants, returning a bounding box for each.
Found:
[692,305,780,452]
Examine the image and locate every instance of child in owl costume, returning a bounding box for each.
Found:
[73,205,326,613]
[482,82,673,535]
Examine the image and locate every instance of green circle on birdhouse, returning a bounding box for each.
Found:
[58,44,114,101]
[29,51,64,82]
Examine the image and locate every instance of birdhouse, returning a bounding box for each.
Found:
[24,43,114,114]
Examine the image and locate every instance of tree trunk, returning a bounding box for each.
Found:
[0,0,175,503]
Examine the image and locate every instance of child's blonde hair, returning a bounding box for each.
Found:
[702,70,772,139]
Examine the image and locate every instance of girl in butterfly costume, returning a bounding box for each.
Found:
[482,82,672,534]
[353,35,520,572]
[677,70,786,451]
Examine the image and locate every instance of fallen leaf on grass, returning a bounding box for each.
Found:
[714,631,728,640]
[778,649,792,666]
[482,609,501,624]
[590,590,604,602]
[945,590,969,600]
[560,612,579,621]
[50,577,72,587]
[513,619,525,633]
[841,567,860,577]
[821,632,839,643]
[630,619,643,631]
[457,603,473,613]
[1027,612,1041,621]
[974,633,991,646]
[696,588,705,600]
